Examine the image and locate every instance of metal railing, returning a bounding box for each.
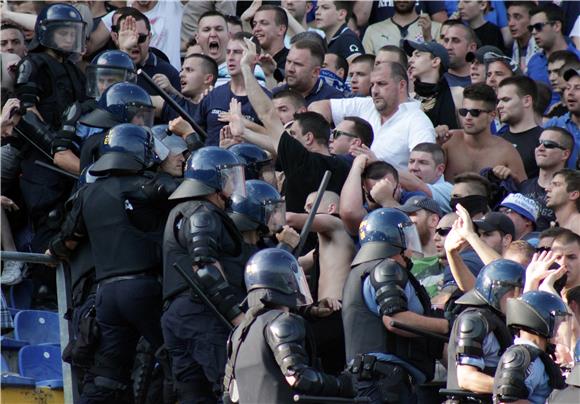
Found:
[1,251,77,404]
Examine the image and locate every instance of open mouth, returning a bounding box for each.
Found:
[209,41,220,53]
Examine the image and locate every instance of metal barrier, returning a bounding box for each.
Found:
[1,251,77,404]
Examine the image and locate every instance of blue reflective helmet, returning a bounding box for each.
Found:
[245,248,313,308]
[458,259,525,312]
[506,290,570,339]
[89,123,157,175]
[33,3,86,54]
[169,146,246,200]
[229,180,285,234]
[87,50,136,98]
[228,143,272,180]
[352,208,422,265]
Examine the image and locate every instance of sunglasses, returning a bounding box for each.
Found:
[536,246,551,253]
[537,139,566,150]
[527,21,556,33]
[435,227,452,236]
[458,108,492,117]
[112,26,149,43]
[331,129,357,140]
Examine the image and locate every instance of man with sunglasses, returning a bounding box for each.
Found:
[112,10,180,96]
[527,4,580,106]
[443,83,526,183]
[329,116,373,165]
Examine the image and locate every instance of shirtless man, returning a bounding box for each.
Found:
[287,191,355,302]
[443,83,527,182]
[546,169,580,235]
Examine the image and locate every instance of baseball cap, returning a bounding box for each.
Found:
[403,40,449,71]
[499,193,539,224]
[465,45,503,63]
[474,212,515,239]
[564,68,580,81]
[398,195,443,217]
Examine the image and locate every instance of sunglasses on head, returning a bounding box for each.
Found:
[537,139,566,150]
[527,21,556,33]
[458,108,492,117]
[435,227,452,236]
[331,129,357,140]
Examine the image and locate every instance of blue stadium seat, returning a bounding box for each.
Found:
[9,279,34,310]
[1,353,36,387]
[0,336,28,350]
[14,310,60,345]
[18,344,63,389]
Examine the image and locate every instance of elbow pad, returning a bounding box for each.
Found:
[493,345,533,402]
[188,212,221,265]
[15,111,55,155]
[370,259,409,316]
[196,264,242,321]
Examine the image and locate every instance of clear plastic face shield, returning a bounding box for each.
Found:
[293,264,314,306]
[400,221,423,258]
[44,21,86,54]
[550,310,572,340]
[153,137,170,162]
[86,66,135,98]
[489,283,522,312]
[127,104,155,128]
[483,52,518,73]
[259,162,276,187]
[219,164,247,199]
[263,200,286,233]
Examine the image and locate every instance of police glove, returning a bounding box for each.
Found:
[336,371,357,398]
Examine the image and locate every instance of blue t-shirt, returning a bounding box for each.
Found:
[272,78,344,106]
[369,1,446,25]
[443,249,484,285]
[194,83,271,146]
[544,112,579,169]
[444,72,471,88]
[160,94,199,124]
[445,1,508,28]
[137,52,181,96]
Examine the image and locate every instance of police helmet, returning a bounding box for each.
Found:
[228,143,273,180]
[80,82,154,129]
[169,146,246,200]
[86,50,136,98]
[352,208,422,266]
[229,180,285,234]
[456,259,524,312]
[89,123,157,175]
[33,3,86,54]
[506,291,570,339]
[245,248,313,309]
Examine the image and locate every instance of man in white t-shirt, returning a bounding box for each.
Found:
[309,62,436,169]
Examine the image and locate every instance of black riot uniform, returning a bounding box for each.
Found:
[494,291,569,403]
[49,124,170,403]
[161,146,248,403]
[13,3,87,252]
[444,259,524,403]
[342,208,446,403]
[223,248,356,404]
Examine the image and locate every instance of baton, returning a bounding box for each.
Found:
[294,170,332,258]
[34,160,79,180]
[0,251,59,265]
[293,394,370,403]
[13,126,54,162]
[172,263,233,331]
[389,320,449,343]
[137,69,208,143]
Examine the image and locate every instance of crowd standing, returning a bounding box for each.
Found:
[2,1,580,403]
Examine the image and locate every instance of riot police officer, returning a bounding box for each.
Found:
[223,248,356,404]
[228,143,276,187]
[12,2,87,252]
[445,259,525,402]
[493,291,569,403]
[161,146,248,403]
[79,81,155,171]
[86,50,136,99]
[48,124,170,403]
[342,208,449,403]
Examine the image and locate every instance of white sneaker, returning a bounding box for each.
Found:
[1,261,24,285]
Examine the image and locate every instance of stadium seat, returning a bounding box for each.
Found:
[0,336,28,350]
[8,279,34,310]
[18,344,63,388]
[13,310,60,345]
[1,353,36,387]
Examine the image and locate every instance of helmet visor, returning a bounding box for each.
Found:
[86,66,134,98]
[264,200,286,233]
[127,104,155,128]
[550,310,571,339]
[220,164,247,198]
[401,222,423,258]
[294,265,314,306]
[42,21,85,54]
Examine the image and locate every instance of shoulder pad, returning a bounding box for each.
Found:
[493,345,534,402]
[189,209,220,234]
[16,59,38,85]
[370,259,409,316]
[454,310,489,358]
[267,312,306,345]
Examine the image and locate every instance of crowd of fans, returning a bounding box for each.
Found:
[1,1,580,403]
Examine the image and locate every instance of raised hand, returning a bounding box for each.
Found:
[118,15,139,51]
